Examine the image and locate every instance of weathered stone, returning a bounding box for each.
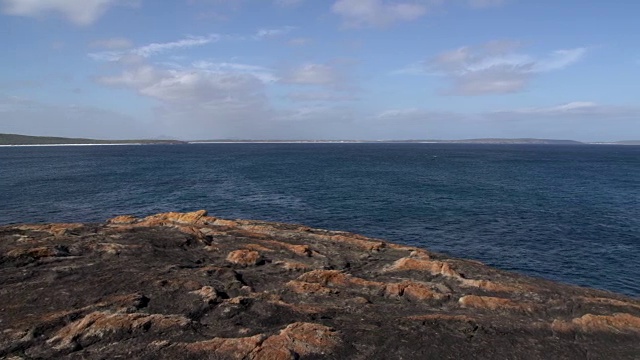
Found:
[1,211,639,359]
[226,249,263,266]
[458,295,534,312]
[286,280,333,295]
[551,313,640,333]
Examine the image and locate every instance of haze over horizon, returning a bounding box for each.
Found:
[1,0,639,141]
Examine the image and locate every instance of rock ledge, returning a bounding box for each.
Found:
[1,210,639,359]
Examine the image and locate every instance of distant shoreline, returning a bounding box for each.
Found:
[1,141,639,147]
[1,133,639,146]
[0,143,149,147]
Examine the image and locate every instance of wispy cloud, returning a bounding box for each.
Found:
[468,0,506,8]
[274,0,304,7]
[135,35,220,57]
[330,0,507,28]
[88,35,220,62]
[254,26,295,39]
[281,63,342,86]
[88,28,294,63]
[89,37,133,49]
[97,64,265,105]
[500,102,599,114]
[0,0,136,26]
[192,61,278,83]
[491,102,639,118]
[397,41,587,95]
[288,37,311,46]
[287,91,358,102]
[331,0,428,28]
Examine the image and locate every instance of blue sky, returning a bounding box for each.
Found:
[1,0,638,140]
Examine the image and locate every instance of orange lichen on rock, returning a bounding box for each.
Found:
[6,246,68,259]
[276,261,311,271]
[243,243,275,252]
[458,295,533,312]
[260,240,313,257]
[286,280,333,296]
[91,242,142,256]
[139,210,209,226]
[190,286,221,303]
[385,257,520,293]
[184,322,339,360]
[184,334,266,360]
[551,313,640,333]
[459,278,520,293]
[210,218,239,227]
[406,314,474,322]
[252,322,340,360]
[384,258,460,278]
[385,281,446,301]
[48,311,190,350]
[579,297,640,311]
[297,270,384,291]
[297,271,446,301]
[326,234,386,251]
[108,215,137,224]
[227,250,263,266]
[17,223,83,237]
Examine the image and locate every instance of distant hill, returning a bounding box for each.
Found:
[191,138,585,144]
[444,138,584,145]
[613,140,640,145]
[0,133,186,146]
[4,134,635,146]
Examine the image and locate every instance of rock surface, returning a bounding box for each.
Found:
[1,210,639,359]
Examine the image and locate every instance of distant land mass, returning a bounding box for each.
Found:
[190,138,581,144]
[0,133,185,146]
[1,133,638,146]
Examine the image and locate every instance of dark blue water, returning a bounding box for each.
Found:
[1,144,638,297]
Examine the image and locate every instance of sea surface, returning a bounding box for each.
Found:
[1,143,638,297]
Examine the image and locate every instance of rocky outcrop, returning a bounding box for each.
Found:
[1,210,639,359]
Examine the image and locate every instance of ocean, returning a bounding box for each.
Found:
[1,143,638,297]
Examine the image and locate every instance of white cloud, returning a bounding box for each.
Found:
[134,35,220,57]
[287,91,358,102]
[504,102,599,114]
[274,0,303,7]
[191,61,278,83]
[282,63,341,86]
[88,29,291,63]
[376,108,425,120]
[533,48,587,72]
[288,37,311,46]
[90,37,133,49]
[93,56,275,139]
[491,102,640,118]
[331,0,427,28]
[254,26,295,39]
[89,35,220,62]
[0,0,133,25]
[414,41,587,95]
[98,65,265,104]
[371,102,640,141]
[468,0,505,8]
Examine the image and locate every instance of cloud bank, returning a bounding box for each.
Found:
[399,41,587,95]
[0,0,134,25]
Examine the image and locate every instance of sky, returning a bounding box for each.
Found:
[0,0,639,141]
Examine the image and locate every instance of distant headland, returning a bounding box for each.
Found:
[0,133,186,146]
[1,133,638,146]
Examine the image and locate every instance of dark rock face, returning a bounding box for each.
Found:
[1,210,639,359]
